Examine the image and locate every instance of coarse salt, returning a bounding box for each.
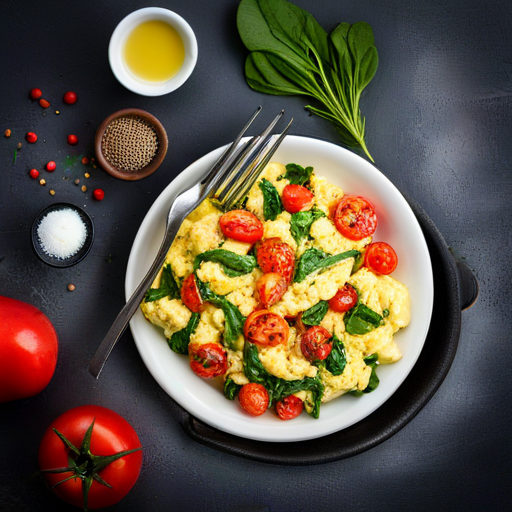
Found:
[37,208,87,259]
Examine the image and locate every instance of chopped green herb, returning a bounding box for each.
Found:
[194,249,257,277]
[301,300,329,326]
[344,303,383,335]
[281,163,314,185]
[168,312,200,354]
[294,247,359,283]
[259,178,283,220]
[290,209,325,245]
[144,264,180,302]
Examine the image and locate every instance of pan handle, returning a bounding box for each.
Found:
[455,259,479,310]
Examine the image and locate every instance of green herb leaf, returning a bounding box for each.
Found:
[344,303,383,335]
[323,334,347,376]
[294,247,359,283]
[282,163,314,185]
[290,208,325,245]
[194,249,257,277]
[196,278,246,350]
[301,300,329,326]
[259,178,283,221]
[350,353,380,396]
[167,312,200,355]
[243,342,323,418]
[224,379,242,400]
[144,264,180,302]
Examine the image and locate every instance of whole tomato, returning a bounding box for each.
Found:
[39,405,143,510]
[0,296,58,402]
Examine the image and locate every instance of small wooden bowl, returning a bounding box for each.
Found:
[95,108,168,180]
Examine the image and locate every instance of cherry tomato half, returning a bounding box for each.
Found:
[328,284,358,313]
[189,343,228,378]
[364,242,398,275]
[181,274,203,312]
[301,325,333,362]
[244,309,289,348]
[275,394,304,420]
[281,184,315,213]
[238,383,269,416]
[219,209,264,244]
[256,237,295,284]
[333,195,377,241]
[255,272,288,308]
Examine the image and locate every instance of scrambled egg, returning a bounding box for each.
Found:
[140,161,411,417]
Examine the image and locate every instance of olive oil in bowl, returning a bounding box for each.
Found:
[123,20,185,83]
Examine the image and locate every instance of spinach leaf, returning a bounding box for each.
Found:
[224,378,242,400]
[350,353,380,396]
[167,312,200,355]
[237,0,378,162]
[243,342,324,418]
[194,249,257,277]
[294,248,359,283]
[344,303,383,335]
[144,264,180,302]
[290,209,325,245]
[196,278,246,350]
[282,163,314,186]
[301,300,329,326]
[323,334,347,376]
[259,178,283,221]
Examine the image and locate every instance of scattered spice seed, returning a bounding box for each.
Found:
[29,88,43,100]
[67,134,78,146]
[26,132,37,143]
[81,156,89,165]
[4,129,11,137]
[39,98,51,109]
[46,161,56,172]
[17,142,22,149]
[63,91,77,104]
[93,188,105,201]
[29,169,39,179]
[50,189,56,196]
[68,283,76,291]
[55,111,60,115]
[74,179,80,185]
[81,185,87,192]
[39,179,46,186]
[84,172,90,178]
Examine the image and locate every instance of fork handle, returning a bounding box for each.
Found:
[88,211,184,379]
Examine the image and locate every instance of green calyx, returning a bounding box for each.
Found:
[40,418,142,512]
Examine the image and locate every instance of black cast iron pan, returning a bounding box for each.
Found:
[165,196,478,465]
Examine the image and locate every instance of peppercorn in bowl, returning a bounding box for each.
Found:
[126,135,433,442]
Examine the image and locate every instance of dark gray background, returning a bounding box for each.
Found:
[1,0,510,510]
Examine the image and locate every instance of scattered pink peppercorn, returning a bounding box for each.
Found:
[63,91,77,104]
[46,161,56,172]
[93,188,105,201]
[26,132,37,143]
[29,169,39,179]
[39,98,50,109]
[67,134,78,146]
[29,88,43,100]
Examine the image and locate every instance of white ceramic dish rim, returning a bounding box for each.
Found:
[125,135,434,443]
[109,7,198,97]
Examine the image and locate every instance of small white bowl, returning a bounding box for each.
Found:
[109,7,198,97]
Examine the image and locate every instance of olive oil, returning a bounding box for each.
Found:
[123,20,185,83]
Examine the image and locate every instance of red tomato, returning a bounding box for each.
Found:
[238,383,269,416]
[328,284,358,313]
[244,309,289,348]
[301,325,333,362]
[275,395,304,420]
[38,405,142,510]
[281,184,315,213]
[181,274,203,312]
[189,343,228,378]
[0,296,58,402]
[219,209,264,244]
[256,237,295,284]
[255,272,287,308]
[364,242,398,275]
[333,195,377,241]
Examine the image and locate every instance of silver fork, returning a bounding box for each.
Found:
[88,107,293,378]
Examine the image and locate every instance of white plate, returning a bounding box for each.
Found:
[125,135,433,442]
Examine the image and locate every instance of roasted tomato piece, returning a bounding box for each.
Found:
[281,184,315,213]
[256,237,295,283]
[238,383,269,416]
[328,284,358,313]
[333,195,377,241]
[364,241,398,275]
[244,309,289,347]
[181,274,203,312]
[189,343,228,378]
[255,272,288,308]
[275,394,304,420]
[301,325,333,362]
[219,209,264,244]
